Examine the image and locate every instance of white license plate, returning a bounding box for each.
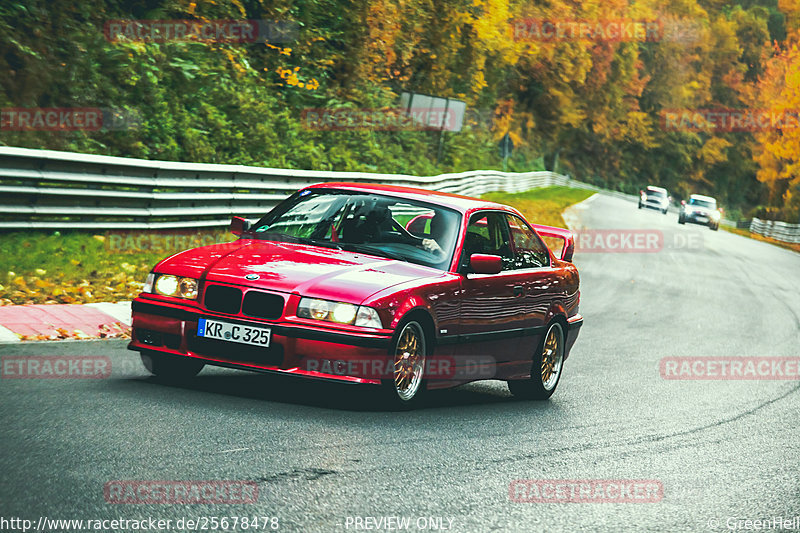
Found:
[197,318,271,347]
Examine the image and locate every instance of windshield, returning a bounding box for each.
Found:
[688,198,716,209]
[252,190,461,270]
[646,189,666,197]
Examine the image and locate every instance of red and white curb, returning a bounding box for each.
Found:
[0,302,131,343]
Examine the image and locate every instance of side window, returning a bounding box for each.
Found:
[463,212,514,270]
[506,214,550,269]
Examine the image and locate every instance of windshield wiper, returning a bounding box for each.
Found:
[339,243,407,262]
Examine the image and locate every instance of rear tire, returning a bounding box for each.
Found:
[140,351,204,380]
[381,320,428,409]
[507,322,564,400]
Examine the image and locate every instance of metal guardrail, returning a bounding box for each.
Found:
[0,147,577,229]
[0,146,765,235]
[750,218,800,244]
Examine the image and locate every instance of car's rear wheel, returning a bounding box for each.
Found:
[140,351,204,380]
[381,320,427,409]
[508,321,564,400]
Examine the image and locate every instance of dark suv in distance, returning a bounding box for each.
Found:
[639,186,670,214]
[679,194,722,230]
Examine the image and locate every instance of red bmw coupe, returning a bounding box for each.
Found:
[128,183,583,407]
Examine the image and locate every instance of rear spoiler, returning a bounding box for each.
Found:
[531,224,575,262]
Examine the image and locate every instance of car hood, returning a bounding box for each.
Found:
[156,239,445,304]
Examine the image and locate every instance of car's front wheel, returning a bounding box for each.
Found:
[381,320,428,409]
[140,351,204,380]
[508,321,564,400]
[678,215,685,224]
[662,208,668,214]
[638,202,643,209]
[710,222,719,231]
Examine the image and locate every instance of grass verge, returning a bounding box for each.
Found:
[0,186,594,306]
[481,186,594,228]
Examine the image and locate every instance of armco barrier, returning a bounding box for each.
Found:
[0,146,741,231]
[749,218,800,244]
[0,147,575,229]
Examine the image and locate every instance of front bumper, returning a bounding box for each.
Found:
[642,199,668,211]
[565,314,583,358]
[683,212,717,226]
[127,298,394,384]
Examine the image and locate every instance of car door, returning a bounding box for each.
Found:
[456,211,533,370]
[503,213,564,378]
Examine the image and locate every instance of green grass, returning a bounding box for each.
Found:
[0,186,594,305]
[0,229,233,305]
[481,186,595,228]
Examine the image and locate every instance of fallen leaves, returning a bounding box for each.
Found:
[1,270,146,306]
[16,322,131,342]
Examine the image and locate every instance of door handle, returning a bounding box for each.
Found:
[513,285,524,297]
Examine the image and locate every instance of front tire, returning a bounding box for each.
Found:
[678,215,685,225]
[662,208,668,214]
[507,322,565,400]
[381,320,428,409]
[638,202,643,209]
[140,351,204,380]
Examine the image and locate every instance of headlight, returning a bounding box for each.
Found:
[298,297,383,328]
[711,211,721,220]
[152,274,199,300]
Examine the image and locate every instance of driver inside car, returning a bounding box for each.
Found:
[422,212,448,255]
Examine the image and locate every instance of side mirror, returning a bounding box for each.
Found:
[470,254,502,274]
[230,216,251,236]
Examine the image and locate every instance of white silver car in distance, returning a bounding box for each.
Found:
[679,194,722,230]
[639,186,670,214]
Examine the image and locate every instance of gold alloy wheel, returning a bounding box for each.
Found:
[540,324,563,391]
[393,322,426,401]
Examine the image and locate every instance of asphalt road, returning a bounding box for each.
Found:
[1,193,799,533]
